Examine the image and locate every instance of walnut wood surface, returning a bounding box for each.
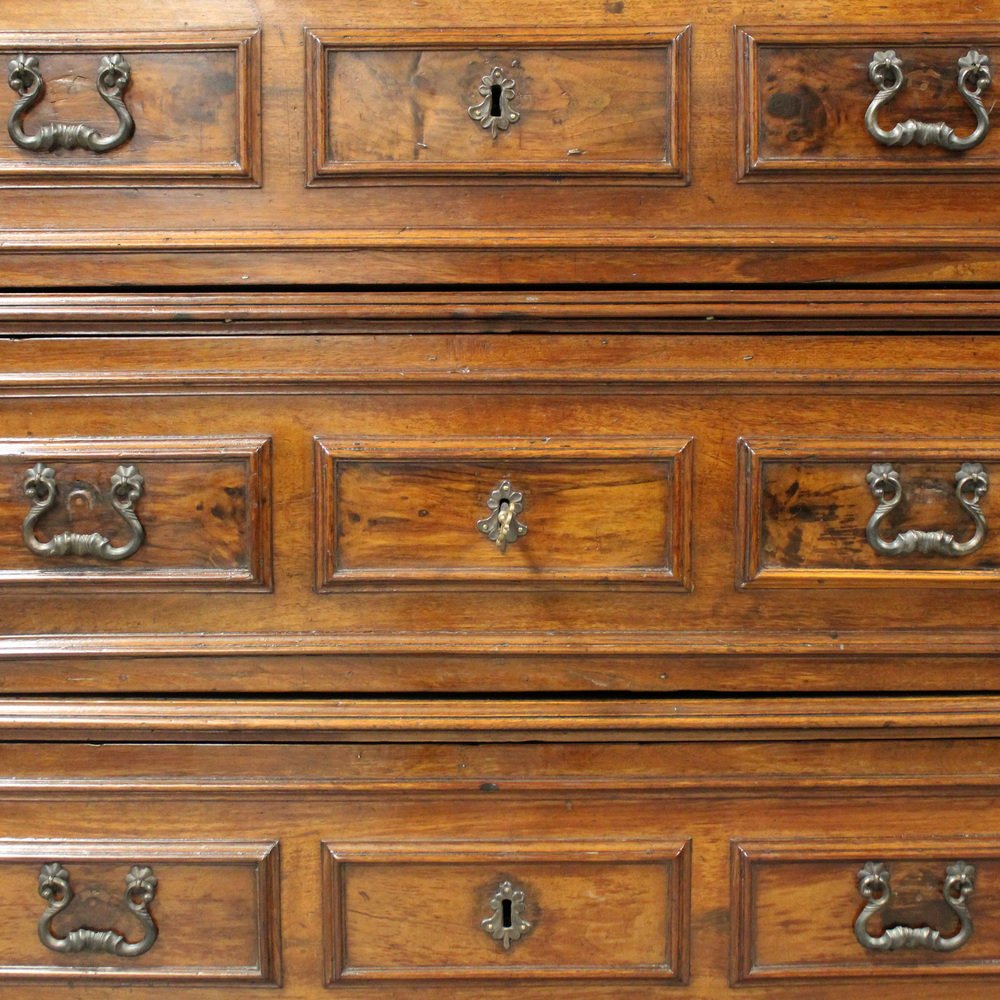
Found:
[0,331,996,693]
[0,732,995,997]
[1,1,1000,281]
[0,841,279,983]
[0,31,260,185]
[741,27,1000,177]
[0,438,271,589]
[308,27,688,182]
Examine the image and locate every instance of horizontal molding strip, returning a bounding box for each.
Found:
[1,696,1000,743]
[6,227,1000,251]
[0,630,997,658]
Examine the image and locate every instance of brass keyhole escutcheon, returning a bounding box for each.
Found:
[482,880,531,950]
[468,66,520,138]
[476,480,527,553]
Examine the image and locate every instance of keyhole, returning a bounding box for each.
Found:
[501,897,513,929]
[490,83,502,118]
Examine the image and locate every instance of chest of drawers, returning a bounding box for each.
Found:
[3,0,1000,997]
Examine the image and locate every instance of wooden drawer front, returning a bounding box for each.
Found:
[0,30,260,186]
[323,841,690,983]
[733,839,1000,984]
[0,438,271,588]
[0,839,279,984]
[739,438,1000,587]
[305,27,690,184]
[739,25,1000,178]
[315,437,692,589]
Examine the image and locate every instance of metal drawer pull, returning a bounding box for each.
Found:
[856,861,975,952]
[7,52,134,153]
[476,480,527,553]
[865,49,991,151]
[482,879,531,950]
[468,66,520,138]
[866,462,989,557]
[38,863,158,957]
[23,463,145,560]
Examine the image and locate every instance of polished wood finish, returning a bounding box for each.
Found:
[738,26,1000,178]
[0,437,271,589]
[739,437,1000,587]
[1,2,1000,282]
[0,30,261,186]
[316,436,691,589]
[0,840,279,984]
[324,841,689,983]
[307,27,690,183]
[733,840,1000,983]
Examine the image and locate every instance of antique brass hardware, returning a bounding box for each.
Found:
[7,52,135,153]
[481,879,531,950]
[855,861,975,952]
[23,463,145,560]
[38,862,159,956]
[476,480,527,553]
[866,462,988,557]
[468,66,520,138]
[865,49,991,150]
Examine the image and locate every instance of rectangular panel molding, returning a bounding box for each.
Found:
[732,838,1000,984]
[0,30,261,186]
[0,437,272,589]
[0,839,280,984]
[305,26,691,184]
[323,840,690,983]
[737,24,1000,179]
[738,437,1000,587]
[315,436,692,589]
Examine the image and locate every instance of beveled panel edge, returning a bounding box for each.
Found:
[737,23,1000,181]
[0,838,280,984]
[0,29,262,187]
[314,436,692,591]
[3,695,1000,744]
[322,839,689,983]
[738,436,1000,588]
[0,436,273,590]
[731,837,1000,984]
[305,25,690,184]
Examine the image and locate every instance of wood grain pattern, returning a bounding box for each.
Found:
[0,840,279,984]
[739,438,1000,587]
[316,437,691,589]
[0,30,261,185]
[0,734,998,998]
[1,2,1000,282]
[324,841,689,982]
[739,26,1000,178]
[306,27,690,183]
[733,839,1000,984]
[0,438,271,589]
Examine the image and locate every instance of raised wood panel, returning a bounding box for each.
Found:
[315,437,692,589]
[0,840,279,984]
[738,25,1000,179]
[323,841,690,983]
[739,438,1000,587]
[0,30,261,185]
[732,839,1000,984]
[306,27,690,183]
[0,438,272,589]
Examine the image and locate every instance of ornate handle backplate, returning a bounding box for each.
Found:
[38,862,158,957]
[468,66,520,138]
[476,480,527,553]
[855,861,975,952]
[866,462,989,557]
[866,49,991,150]
[481,879,531,950]
[7,52,135,153]
[23,463,145,560]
